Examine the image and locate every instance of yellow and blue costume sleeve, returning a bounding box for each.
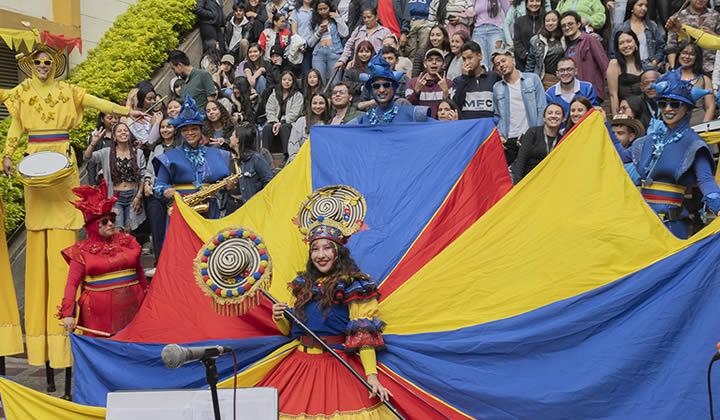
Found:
[341,276,385,376]
[679,24,720,51]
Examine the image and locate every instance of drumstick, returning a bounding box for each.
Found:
[127,95,168,127]
[58,323,112,337]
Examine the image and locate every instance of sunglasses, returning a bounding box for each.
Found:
[371,82,392,90]
[657,100,683,110]
[100,213,117,225]
[33,59,53,66]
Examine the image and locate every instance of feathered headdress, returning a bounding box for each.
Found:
[652,69,711,107]
[293,185,368,245]
[71,180,117,226]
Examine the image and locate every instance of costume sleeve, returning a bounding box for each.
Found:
[694,152,720,214]
[82,93,130,116]
[342,277,385,355]
[273,317,291,335]
[58,259,85,319]
[680,24,720,51]
[3,115,23,158]
[153,159,173,198]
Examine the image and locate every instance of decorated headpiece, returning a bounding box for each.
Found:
[170,95,206,129]
[0,25,82,78]
[360,52,406,92]
[194,227,271,316]
[71,180,117,226]
[294,185,367,245]
[652,70,711,107]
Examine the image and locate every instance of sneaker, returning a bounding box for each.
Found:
[144,267,156,278]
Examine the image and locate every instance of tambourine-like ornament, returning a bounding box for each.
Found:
[294,185,367,244]
[194,227,271,316]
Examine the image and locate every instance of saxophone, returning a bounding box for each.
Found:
[182,172,240,213]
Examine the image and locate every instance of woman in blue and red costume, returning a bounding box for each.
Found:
[152,96,235,219]
[262,186,394,419]
[58,180,148,337]
[614,69,720,239]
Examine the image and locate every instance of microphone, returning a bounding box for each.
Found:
[161,344,232,369]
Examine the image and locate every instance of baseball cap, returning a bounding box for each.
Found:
[221,54,235,65]
[424,48,445,60]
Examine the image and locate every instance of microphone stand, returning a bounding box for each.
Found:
[202,356,222,420]
[260,289,405,420]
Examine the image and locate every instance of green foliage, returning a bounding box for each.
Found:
[1,0,196,234]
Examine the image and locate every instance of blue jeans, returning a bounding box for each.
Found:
[255,75,267,95]
[472,24,505,70]
[113,189,136,230]
[312,46,341,87]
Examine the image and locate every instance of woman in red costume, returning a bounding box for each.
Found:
[58,181,148,337]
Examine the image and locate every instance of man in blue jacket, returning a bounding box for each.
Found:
[492,48,546,165]
[544,57,599,116]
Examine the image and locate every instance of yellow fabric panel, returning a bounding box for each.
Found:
[179,141,313,303]
[0,198,23,357]
[349,299,379,320]
[0,377,106,420]
[380,112,720,335]
[277,404,391,420]
[680,24,720,50]
[218,340,299,388]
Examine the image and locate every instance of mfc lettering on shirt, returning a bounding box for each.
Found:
[452,71,500,119]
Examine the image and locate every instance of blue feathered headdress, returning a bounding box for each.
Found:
[170,95,206,129]
[359,52,405,91]
[652,70,711,107]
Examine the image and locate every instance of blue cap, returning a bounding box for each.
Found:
[170,95,206,129]
[652,70,711,107]
[359,52,406,91]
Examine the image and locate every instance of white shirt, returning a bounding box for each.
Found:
[507,79,529,139]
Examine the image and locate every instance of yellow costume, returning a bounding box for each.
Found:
[679,24,720,50]
[2,39,129,368]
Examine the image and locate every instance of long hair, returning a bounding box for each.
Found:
[540,10,562,41]
[675,41,704,76]
[303,68,324,96]
[275,70,299,100]
[109,122,140,184]
[614,30,642,73]
[305,93,330,134]
[424,25,451,52]
[622,95,651,129]
[232,76,257,123]
[234,122,258,158]
[350,40,376,71]
[204,100,232,132]
[624,0,649,22]
[311,0,337,28]
[292,243,365,320]
[564,96,593,133]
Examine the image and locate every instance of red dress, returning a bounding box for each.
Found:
[58,232,148,337]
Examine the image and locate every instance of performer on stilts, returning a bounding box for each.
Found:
[613,69,720,239]
[0,195,24,375]
[349,52,431,125]
[58,180,149,339]
[0,28,144,394]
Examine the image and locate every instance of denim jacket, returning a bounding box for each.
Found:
[611,19,665,68]
[308,19,349,55]
[493,72,547,139]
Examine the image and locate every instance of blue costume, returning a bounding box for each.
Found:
[152,96,231,219]
[349,52,431,125]
[614,71,720,239]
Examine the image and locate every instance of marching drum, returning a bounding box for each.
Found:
[17,151,74,187]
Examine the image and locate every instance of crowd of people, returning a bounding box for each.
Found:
[84,0,720,263]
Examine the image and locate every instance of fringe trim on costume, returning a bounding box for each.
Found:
[280,402,390,420]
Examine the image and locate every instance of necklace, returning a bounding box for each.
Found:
[367,104,399,125]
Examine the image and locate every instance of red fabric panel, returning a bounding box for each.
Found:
[379,132,511,301]
[113,210,278,343]
[379,363,472,419]
[377,0,401,37]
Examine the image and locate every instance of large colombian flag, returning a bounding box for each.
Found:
[2,112,720,418]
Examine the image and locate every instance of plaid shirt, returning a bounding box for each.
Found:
[666,7,720,74]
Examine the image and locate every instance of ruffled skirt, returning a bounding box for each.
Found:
[256,348,393,419]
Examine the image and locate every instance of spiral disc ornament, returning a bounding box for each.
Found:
[194,227,271,316]
[296,185,367,242]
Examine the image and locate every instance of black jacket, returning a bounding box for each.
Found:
[511,125,559,183]
[513,11,543,70]
[196,0,225,27]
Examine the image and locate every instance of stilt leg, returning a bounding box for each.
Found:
[45,361,56,393]
[62,367,72,400]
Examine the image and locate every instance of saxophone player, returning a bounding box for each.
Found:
[152,96,237,218]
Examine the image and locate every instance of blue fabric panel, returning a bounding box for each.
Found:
[310,119,495,283]
[71,335,290,407]
[381,234,720,418]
